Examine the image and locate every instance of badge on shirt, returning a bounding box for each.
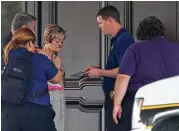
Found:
[110,45,114,51]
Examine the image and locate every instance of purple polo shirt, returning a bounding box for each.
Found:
[119,36,179,93]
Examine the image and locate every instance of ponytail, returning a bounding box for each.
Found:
[4,40,18,65]
[3,28,36,65]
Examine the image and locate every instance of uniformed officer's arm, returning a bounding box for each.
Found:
[84,67,119,78]
[100,67,119,78]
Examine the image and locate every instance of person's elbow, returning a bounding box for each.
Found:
[116,74,131,82]
[49,70,63,84]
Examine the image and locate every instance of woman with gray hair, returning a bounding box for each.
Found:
[38,24,67,131]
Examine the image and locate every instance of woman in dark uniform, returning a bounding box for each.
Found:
[2,28,64,131]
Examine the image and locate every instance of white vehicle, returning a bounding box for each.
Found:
[131,75,179,131]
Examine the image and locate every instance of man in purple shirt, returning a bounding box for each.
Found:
[113,16,179,130]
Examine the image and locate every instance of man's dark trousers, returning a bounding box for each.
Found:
[104,92,135,131]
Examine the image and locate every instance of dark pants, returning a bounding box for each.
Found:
[104,92,135,131]
[1,101,56,131]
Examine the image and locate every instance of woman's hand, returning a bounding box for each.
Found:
[52,56,64,74]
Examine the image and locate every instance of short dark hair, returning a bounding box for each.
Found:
[11,12,37,31]
[96,5,120,24]
[136,16,165,40]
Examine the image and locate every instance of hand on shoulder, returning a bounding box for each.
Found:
[52,55,63,70]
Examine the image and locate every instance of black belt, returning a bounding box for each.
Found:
[29,88,48,100]
[105,90,136,100]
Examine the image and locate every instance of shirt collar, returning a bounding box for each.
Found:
[110,28,126,48]
[146,36,167,44]
[10,47,26,54]
[111,27,126,42]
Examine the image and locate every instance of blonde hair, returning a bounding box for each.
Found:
[43,24,67,45]
[4,28,36,65]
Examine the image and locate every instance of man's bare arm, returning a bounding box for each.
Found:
[100,67,119,78]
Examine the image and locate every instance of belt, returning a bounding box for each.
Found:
[105,90,136,100]
[105,90,114,99]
